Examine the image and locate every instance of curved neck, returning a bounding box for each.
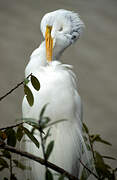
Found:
[31,41,47,66]
[25,40,64,76]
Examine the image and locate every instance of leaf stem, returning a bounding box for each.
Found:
[40,130,48,172]
[0,74,32,102]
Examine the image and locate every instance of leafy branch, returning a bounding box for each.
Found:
[0,74,32,102]
[0,142,79,180]
[0,73,116,180]
[82,123,117,180]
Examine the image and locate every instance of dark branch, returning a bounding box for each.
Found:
[0,144,79,180]
[79,159,100,180]
[0,74,32,102]
[0,122,23,131]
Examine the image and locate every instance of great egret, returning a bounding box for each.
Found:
[22,9,92,180]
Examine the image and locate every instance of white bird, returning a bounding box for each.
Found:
[22,9,92,180]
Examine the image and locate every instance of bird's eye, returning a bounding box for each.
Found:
[72,35,76,39]
[59,27,63,31]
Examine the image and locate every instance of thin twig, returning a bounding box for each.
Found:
[0,143,79,180]
[0,74,32,102]
[0,122,23,131]
[79,159,100,180]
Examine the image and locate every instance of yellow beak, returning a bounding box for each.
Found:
[45,26,53,62]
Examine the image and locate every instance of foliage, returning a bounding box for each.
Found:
[0,74,116,180]
[82,123,117,180]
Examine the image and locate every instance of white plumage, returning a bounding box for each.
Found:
[22,9,91,180]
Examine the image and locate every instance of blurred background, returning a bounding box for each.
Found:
[0,0,117,178]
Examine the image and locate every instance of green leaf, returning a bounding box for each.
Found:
[91,134,111,146]
[58,174,65,180]
[22,118,44,133]
[95,151,111,178]
[0,158,9,168]
[5,128,16,147]
[102,156,116,160]
[45,169,53,180]
[39,104,48,120]
[83,136,88,142]
[31,75,40,91]
[80,167,91,180]
[13,159,31,170]
[40,117,51,129]
[16,125,24,142]
[22,118,39,127]
[44,128,51,142]
[24,85,34,106]
[46,141,54,160]
[83,123,89,134]
[22,127,39,148]
[24,78,30,85]
[45,119,67,129]
[86,143,91,151]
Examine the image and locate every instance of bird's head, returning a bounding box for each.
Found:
[40,9,85,61]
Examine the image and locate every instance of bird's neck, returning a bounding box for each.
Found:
[31,41,47,66]
[25,41,64,76]
[25,41,46,76]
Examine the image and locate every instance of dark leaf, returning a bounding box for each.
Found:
[0,166,6,171]
[83,136,88,142]
[0,158,9,168]
[80,167,91,180]
[22,127,39,148]
[22,118,40,129]
[44,128,51,142]
[11,174,17,180]
[46,141,54,160]
[16,125,24,142]
[58,174,65,180]
[82,123,89,134]
[102,156,116,160]
[91,135,111,146]
[24,85,34,106]
[45,169,53,180]
[4,177,8,180]
[86,143,91,151]
[13,159,31,170]
[5,128,16,147]
[95,151,111,177]
[22,118,44,134]
[39,104,48,120]
[31,75,40,91]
